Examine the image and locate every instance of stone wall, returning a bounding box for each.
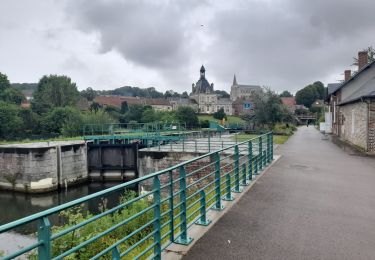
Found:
[340,102,368,150]
[0,141,87,193]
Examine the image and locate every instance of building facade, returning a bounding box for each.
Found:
[230,75,261,101]
[327,51,375,153]
[190,65,233,115]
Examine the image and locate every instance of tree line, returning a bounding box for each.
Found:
[80,86,229,101]
[0,72,199,141]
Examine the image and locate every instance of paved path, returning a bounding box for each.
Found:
[183,126,375,260]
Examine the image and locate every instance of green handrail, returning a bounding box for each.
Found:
[0,132,273,260]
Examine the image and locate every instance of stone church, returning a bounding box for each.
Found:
[190,66,233,115]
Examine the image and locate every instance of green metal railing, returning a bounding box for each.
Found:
[0,133,273,260]
[83,122,187,137]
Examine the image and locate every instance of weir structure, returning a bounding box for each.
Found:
[0,132,273,260]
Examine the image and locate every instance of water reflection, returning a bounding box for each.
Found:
[0,182,137,234]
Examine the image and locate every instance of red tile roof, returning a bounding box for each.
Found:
[94,96,144,107]
[281,97,296,107]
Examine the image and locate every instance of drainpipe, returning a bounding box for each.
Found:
[364,98,370,152]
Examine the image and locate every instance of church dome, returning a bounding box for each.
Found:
[193,65,214,94]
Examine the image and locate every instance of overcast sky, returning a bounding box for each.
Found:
[1,0,374,94]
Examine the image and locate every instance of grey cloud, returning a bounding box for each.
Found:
[32,0,375,92]
[65,0,207,69]
[206,0,375,92]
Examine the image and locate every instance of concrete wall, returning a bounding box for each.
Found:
[340,102,368,150]
[60,144,88,187]
[138,150,238,193]
[0,141,87,193]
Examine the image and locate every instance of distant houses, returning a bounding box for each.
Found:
[94,65,263,116]
[326,51,375,153]
[94,95,173,111]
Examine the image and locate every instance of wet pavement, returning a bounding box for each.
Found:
[183,126,375,260]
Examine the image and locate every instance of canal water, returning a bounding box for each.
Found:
[0,182,136,255]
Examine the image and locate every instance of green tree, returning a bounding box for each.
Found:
[41,106,82,135]
[0,72,10,92]
[19,108,41,135]
[0,102,23,139]
[312,81,325,100]
[89,102,102,113]
[295,81,325,108]
[82,110,116,125]
[123,104,152,122]
[213,108,226,120]
[33,75,80,108]
[252,88,290,127]
[214,90,230,98]
[279,90,293,97]
[120,101,129,113]
[141,107,156,123]
[181,91,189,98]
[80,87,97,101]
[175,106,198,128]
[0,87,25,105]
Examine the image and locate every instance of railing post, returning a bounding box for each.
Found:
[263,149,267,168]
[208,132,211,152]
[263,136,267,166]
[38,217,51,260]
[258,137,263,171]
[233,146,242,193]
[212,152,224,210]
[112,247,121,260]
[248,141,253,180]
[195,139,197,152]
[223,173,234,201]
[182,138,185,152]
[174,166,192,245]
[241,163,249,186]
[196,190,211,226]
[271,133,274,161]
[153,176,162,259]
[267,133,271,163]
[169,171,174,242]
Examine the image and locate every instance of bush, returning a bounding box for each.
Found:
[199,119,209,128]
[0,102,24,140]
[41,107,82,136]
[272,123,297,136]
[30,191,154,259]
[213,108,226,120]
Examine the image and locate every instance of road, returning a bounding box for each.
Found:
[183,126,375,260]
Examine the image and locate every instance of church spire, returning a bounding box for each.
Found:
[200,65,205,79]
[233,74,237,85]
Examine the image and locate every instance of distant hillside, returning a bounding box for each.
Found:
[101,86,165,98]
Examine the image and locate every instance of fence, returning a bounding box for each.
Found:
[83,122,187,136]
[0,132,273,260]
